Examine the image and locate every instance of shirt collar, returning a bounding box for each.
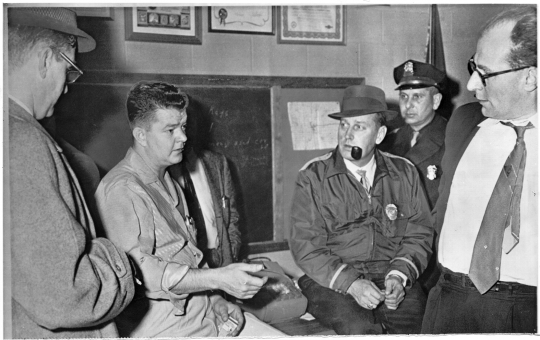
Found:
[127,147,180,206]
[479,113,538,129]
[344,154,376,183]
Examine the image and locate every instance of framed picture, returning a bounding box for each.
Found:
[209,6,275,35]
[69,7,113,20]
[125,7,202,45]
[278,6,346,45]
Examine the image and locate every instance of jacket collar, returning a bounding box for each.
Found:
[9,99,63,153]
[326,147,395,182]
[406,113,446,147]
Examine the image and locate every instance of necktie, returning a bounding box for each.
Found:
[469,122,533,294]
[182,164,208,249]
[410,130,420,147]
[357,169,371,193]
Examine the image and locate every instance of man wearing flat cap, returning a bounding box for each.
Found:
[380,60,447,294]
[7,7,134,338]
[289,85,434,334]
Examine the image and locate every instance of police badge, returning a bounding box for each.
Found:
[427,165,437,180]
[404,61,414,76]
[385,204,398,221]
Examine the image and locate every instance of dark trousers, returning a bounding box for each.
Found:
[298,275,426,335]
[422,267,537,334]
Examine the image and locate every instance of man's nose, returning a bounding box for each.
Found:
[346,127,354,140]
[177,130,188,142]
[405,98,413,109]
[467,72,484,92]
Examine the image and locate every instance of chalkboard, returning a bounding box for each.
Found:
[54,82,273,243]
[184,87,273,243]
[53,71,363,249]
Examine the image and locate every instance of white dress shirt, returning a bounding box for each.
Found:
[439,114,538,286]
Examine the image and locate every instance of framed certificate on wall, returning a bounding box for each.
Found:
[125,7,202,44]
[278,6,346,45]
[209,6,275,35]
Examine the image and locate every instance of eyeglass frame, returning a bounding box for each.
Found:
[468,56,531,86]
[59,52,84,84]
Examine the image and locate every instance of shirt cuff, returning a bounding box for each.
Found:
[386,270,408,286]
[161,262,191,293]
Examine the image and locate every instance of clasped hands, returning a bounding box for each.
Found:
[347,275,405,311]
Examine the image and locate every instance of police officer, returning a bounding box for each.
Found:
[381,60,447,211]
[379,60,447,294]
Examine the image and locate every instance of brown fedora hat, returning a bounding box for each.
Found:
[328,85,398,121]
[8,7,96,53]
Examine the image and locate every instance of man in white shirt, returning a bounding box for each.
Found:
[422,6,537,334]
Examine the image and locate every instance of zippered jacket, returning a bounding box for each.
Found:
[290,147,434,294]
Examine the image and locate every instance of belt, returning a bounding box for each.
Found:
[442,269,537,294]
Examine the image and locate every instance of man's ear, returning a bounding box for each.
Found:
[524,67,537,92]
[432,92,443,110]
[133,126,147,147]
[37,47,54,80]
[376,125,387,145]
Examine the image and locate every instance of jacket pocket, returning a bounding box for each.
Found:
[327,222,371,262]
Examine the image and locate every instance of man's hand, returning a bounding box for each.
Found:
[384,275,405,310]
[213,297,244,337]
[347,279,385,310]
[215,263,268,299]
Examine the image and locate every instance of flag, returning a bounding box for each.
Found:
[425,4,446,73]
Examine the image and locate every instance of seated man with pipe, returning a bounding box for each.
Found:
[289,85,434,334]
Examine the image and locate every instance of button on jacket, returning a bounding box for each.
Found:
[290,148,434,294]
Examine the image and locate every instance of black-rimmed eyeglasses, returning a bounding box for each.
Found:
[468,56,531,87]
[60,52,83,84]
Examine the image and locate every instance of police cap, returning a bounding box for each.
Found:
[393,60,446,91]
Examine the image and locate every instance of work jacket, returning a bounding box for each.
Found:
[290,148,434,295]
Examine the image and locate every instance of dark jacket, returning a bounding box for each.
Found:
[170,149,241,267]
[9,100,135,339]
[289,148,434,294]
[380,114,447,210]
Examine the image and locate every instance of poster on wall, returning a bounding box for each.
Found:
[288,102,340,150]
[278,6,345,45]
[125,7,202,44]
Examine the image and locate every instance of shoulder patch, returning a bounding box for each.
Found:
[299,152,333,171]
[379,151,415,167]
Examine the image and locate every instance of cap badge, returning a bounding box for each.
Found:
[385,204,398,221]
[404,61,414,77]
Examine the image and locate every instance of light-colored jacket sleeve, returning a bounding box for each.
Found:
[95,180,191,311]
[10,122,135,330]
